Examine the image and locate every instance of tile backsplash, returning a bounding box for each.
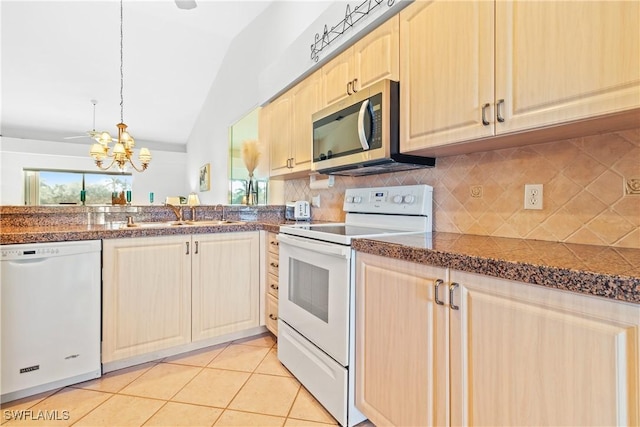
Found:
[285,128,640,248]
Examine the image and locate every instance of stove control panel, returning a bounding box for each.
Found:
[343,184,433,216]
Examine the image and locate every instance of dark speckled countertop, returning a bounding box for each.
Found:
[2,205,638,305]
[352,232,640,304]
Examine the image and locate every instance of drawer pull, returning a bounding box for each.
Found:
[270,262,279,268]
[269,313,278,320]
[270,241,279,246]
[270,284,279,290]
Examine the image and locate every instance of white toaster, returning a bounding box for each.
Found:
[285,201,311,221]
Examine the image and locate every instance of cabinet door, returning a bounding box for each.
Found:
[355,253,449,427]
[268,93,293,177]
[192,232,260,341]
[353,15,399,92]
[290,70,322,173]
[495,1,640,134]
[450,270,640,426]
[322,47,354,106]
[400,0,494,153]
[102,236,191,363]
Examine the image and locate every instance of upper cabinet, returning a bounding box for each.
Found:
[266,70,322,178]
[323,16,399,106]
[399,1,495,151]
[496,1,640,134]
[400,0,640,154]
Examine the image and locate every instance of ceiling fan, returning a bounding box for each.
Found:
[64,100,104,141]
[175,0,197,10]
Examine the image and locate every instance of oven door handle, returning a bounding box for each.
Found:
[277,233,351,259]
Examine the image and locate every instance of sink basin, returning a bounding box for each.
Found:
[125,221,187,228]
[184,220,244,226]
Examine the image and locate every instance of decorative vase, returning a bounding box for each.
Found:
[246,174,257,205]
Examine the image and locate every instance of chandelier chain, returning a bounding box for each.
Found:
[120,0,124,124]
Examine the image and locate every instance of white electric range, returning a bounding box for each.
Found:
[277,184,433,427]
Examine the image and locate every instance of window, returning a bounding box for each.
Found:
[24,169,132,205]
[229,179,268,205]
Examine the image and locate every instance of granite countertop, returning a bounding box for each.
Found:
[3,219,639,304]
[0,219,293,245]
[352,232,640,304]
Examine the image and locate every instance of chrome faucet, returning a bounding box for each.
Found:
[168,204,183,222]
[215,204,225,221]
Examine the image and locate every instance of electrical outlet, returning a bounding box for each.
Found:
[524,184,543,210]
[311,195,321,208]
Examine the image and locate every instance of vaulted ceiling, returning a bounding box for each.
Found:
[1,0,273,149]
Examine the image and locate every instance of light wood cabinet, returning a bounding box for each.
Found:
[264,232,279,335]
[191,232,260,341]
[449,270,640,427]
[495,0,640,134]
[323,16,399,106]
[103,232,261,363]
[355,252,640,426]
[355,252,449,427]
[400,0,640,154]
[102,236,192,363]
[268,71,322,178]
[399,1,494,151]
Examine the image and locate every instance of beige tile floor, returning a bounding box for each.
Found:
[1,333,350,427]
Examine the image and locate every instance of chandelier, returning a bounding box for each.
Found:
[90,0,151,172]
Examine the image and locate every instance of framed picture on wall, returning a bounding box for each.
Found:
[199,163,210,192]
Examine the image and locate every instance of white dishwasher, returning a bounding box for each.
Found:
[1,240,102,403]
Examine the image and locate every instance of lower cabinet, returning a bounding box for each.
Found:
[355,252,640,427]
[264,232,279,335]
[102,232,260,364]
[192,232,260,341]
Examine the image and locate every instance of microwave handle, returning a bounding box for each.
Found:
[357,99,371,150]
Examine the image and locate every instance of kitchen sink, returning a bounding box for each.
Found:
[184,220,244,226]
[123,220,244,228]
[125,221,187,228]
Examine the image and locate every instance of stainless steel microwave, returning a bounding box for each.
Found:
[311,79,435,176]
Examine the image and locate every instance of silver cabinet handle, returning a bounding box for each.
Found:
[352,78,358,92]
[185,241,190,255]
[496,99,505,123]
[194,241,199,255]
[481,103,490,126]
[434,279,444,305]
[449,283,459,310]
[347,81,353,96]
[269,313,278,320]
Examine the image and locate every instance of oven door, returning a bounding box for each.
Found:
[277,233,351,366]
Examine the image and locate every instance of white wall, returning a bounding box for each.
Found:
[186,0,410,205]
[0,136,187,205]
[186,1,335,204]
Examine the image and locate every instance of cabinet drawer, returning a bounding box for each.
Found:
[268,233,280,255]
[268,252,279,277]
[266,293,278,335]
[268,273,279,298]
